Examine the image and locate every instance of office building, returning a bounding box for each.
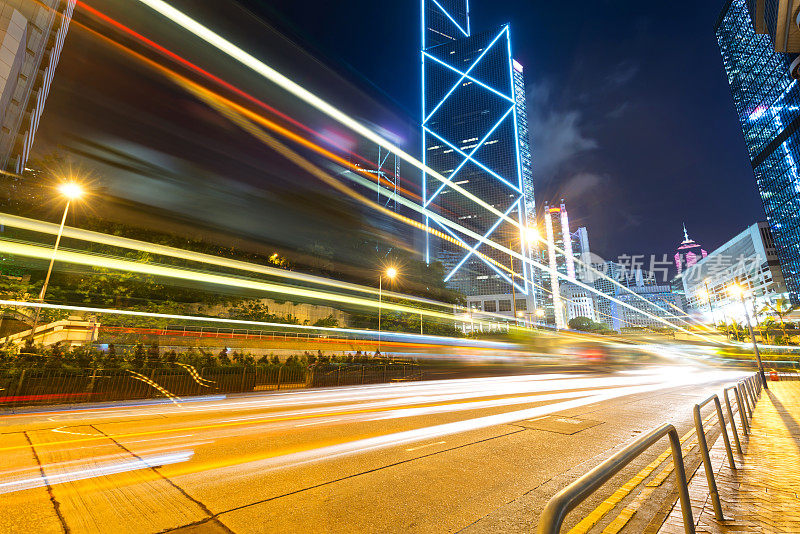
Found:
[421,0,537,312]
[677,221,788,324]
[716,0,800,306]
[0,0,75,173]
[674,224,708,274]
[592,260,684,331]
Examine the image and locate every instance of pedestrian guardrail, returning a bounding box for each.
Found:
[722,386,744,452]
[537,373,763,533]
[692,394,736,520]
[537,423,694,534]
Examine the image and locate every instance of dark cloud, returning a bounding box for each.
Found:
[527,81,598,184]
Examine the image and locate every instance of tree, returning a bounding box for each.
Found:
[568,316,611,334]
[146,343,160,366]
[313,314,339,328]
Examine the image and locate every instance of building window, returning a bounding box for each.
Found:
[484,300,496,312]
[515,299,527,310]
[498,300,512,312]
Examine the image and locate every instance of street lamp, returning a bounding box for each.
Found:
[39,183,83,302]
[28,183,83,342]
[378,267,397,354]
[729,283,768,389]
[508,226,538,326]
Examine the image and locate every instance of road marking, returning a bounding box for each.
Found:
[406,441,446,452]
[295,418,342,427]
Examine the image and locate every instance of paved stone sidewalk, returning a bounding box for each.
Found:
[658,381,800,534]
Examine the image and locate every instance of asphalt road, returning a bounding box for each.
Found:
[0,364,747,533]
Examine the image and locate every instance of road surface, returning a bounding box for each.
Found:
[0,365,746,533]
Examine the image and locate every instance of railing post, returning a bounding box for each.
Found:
[276,366,282,390]
[738,383,752,419]
[723,387,743,454]
[666,426,695,534]
[694,404,724,520]
[712,396,736,469]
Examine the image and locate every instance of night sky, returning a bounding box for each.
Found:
[244,0,764,262]
[36,0,764,267]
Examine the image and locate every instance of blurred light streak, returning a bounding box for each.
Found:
[133,0,511,227]
[0,212,445,311]
[0,239,465,323]
[207,371,744,475]
[0,300,514,352]
[0,373,663,453]
[57,8,697,336]
[72,1,407,187]
[128,0,692,329]
[178,76,702,338]
[0,451,193,495]
[74,1,417,197]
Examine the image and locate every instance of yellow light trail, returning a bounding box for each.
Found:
[0,241,461,323]
[134,0,517,230]
[41,2,704,337]
[130,0,697,332]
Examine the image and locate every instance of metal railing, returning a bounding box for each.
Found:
[537,423,694,534]
[692,394,736,520]
[538,373,763,533]
[722,386,745,452]
[0,362,422,409]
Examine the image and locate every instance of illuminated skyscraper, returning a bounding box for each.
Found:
[0,0,75,173]
[716,0,800,305]
[674,224,707,274]
[421,0,536,306]
[539,199,573,328]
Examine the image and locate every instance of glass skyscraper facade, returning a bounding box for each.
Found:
[716,0,800,306]
[421,0,536,300]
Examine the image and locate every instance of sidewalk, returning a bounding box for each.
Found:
[659,381,800,533]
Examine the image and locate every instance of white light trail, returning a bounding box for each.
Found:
[134,0,511,227]
[0,299,513,349]
[0,451,193,495]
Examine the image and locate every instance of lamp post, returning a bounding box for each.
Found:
[730,283,768,389]
[378,267,397,354]
[535,308,545,326]
[703,278,717,326]
[39,183,83,302]
[28,183,83,342]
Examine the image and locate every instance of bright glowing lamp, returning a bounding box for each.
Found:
[386,267,397,279]
[535,308,545,318]
[524,226,539,244]
[729,284,744,298]
[58,183,83,200]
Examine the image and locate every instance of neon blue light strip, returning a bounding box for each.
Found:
[430,0,469,37]
[505,25,528,293]
[423,26,507,123]
[421,0,429,264]
[423,52,515,104]
[424,105,517,207]
[424,117,521,198]
[444,198,520,281]
[433,216,527,294]
[466,0,471,35]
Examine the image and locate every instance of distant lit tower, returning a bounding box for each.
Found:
[570,226,591,280]
[421,0,537,307]
[0,0,76,173]
[674,224,707,274]
[540,199,575,328]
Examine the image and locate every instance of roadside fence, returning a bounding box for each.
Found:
[537,373,763,533]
